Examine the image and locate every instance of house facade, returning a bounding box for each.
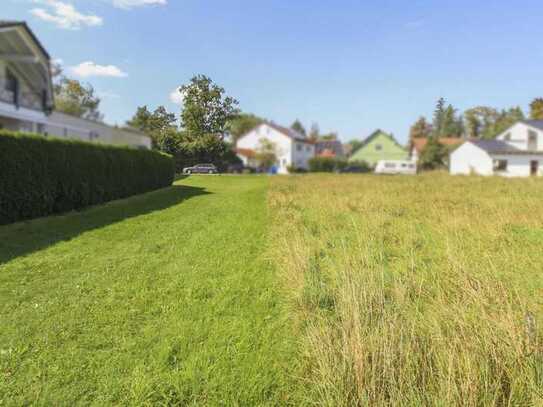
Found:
[349,130,407,166]
[450,121,543,177]
[0,21,150,149]
[236,122,315,174]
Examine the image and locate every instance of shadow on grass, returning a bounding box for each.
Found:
[0,184,209,265]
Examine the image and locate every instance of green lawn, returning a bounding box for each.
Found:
[2,174,542,406]
[0,176,297,406]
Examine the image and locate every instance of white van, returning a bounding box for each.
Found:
[375,160,417,175]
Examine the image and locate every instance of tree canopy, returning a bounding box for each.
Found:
[530,98,543,120]
[409,117,432,139]
[54,77,102,121]
[291,119,307,137]
[179,75,240,137]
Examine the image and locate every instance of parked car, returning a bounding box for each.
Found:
[375,160,417,175]
[183,164,218,174]
[338,164,369,173]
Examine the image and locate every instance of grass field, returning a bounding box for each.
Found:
[270,173,543,406]
[0,176,297,405]
[1,173,542,405]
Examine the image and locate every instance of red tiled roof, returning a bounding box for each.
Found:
[235,148,256,158]
[318,149,336,158]
[411,137,464,153]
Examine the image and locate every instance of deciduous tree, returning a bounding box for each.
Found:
[409,117,432,139]
[179,75,240,137]
[529,98,543,120]
[54,77,102,121]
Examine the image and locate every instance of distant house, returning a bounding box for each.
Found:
[0,21,150,149]
[349,130,407,166]
[236,122,315,174]
[315,139,344,158]
[410,137,464,163]
[450,121,543,177]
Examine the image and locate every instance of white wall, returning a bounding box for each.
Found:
[237,123,293,174]
[450,142,493,175]
[496,122,543,151]
[492,154,543,177]
[291,141,314,170]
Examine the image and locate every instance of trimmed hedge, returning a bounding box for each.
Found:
[0,130,175,225]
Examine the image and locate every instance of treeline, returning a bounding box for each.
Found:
[410,97,543,140]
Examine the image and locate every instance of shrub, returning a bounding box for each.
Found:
[308,157,347,172]
[0,130,175,225]
[287,165,308,174]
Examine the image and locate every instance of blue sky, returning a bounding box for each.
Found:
[5,0,543,143]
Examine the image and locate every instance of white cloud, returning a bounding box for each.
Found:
[169,87,185,105]
[30,0,103,30]
[70,61,128,78]
[111,0,167,9]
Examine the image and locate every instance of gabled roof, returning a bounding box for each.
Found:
[469,139,543,155]
[240,122,313,144]
[0,20,50,60]
[521,120,543,131]
[265,122,311,142]
[411,137,464,153]
[354,129,404,153]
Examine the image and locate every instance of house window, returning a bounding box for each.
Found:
[89,131,99,141]
[306,145,311,152]
[5,69,19,106]
[504,133,511,141]
[296,144,302,152]
[493,159,508,172]
[375,144,383,151]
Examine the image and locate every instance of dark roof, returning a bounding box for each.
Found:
[470,139,543,155]
[265,122,311,142]
[0,20,50,60]
[522,120,543,131]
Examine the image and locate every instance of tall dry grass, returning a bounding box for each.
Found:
[269,173,542,406]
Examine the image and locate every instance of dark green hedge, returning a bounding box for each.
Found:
[0,130,175,225]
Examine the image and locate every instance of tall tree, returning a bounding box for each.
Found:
[227,113,264,143]
[54,77,102,121]
[409,116,432,139]
[179,75,239,138]
[464,106,525,139]
[442,105,464,137]
[291,119,307,137]
[529,98,543,120]
[432,97,447,138]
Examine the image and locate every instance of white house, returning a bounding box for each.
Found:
[0,21,150,149]
[450,120,543,177]
[236,122,315,174]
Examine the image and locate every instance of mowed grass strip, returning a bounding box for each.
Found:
[269,173,543,406]
[0,176,297,406]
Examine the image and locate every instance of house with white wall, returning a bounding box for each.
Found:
[450,120,543,177]
[236,122,315,174]
[0,21,150,149]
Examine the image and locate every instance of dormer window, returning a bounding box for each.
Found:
[504,133,511,141]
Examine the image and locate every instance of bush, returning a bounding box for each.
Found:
[0,130,175,225]
[287,165,308,174]
[308,157,347,172]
